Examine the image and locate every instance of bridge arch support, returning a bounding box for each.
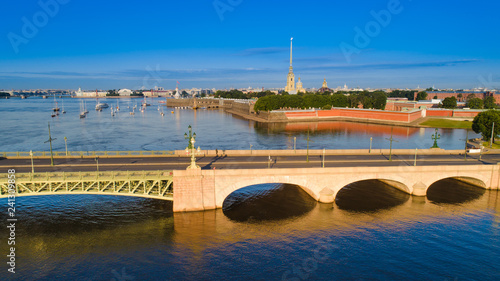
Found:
[173,165,500,212]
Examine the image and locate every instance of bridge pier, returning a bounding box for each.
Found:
[173,169,217,212]
[412,182,427,196]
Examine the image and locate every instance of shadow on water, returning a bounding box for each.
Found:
[335,180,410,212]
[427,178,486,204]
[222,183,317,223]
[0,195,174,235]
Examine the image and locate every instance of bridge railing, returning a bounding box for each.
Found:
[0,170,174,183]
[0,150,176,157]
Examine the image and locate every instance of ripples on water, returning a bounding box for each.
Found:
[0,182,499,280]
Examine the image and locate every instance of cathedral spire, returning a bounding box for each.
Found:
[285,37,296,93]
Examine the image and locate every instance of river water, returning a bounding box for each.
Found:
[0,97,479,152]
[0,183,498,280]
[1,97,499,280]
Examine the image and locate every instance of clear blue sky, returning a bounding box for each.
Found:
[1,0,499,90]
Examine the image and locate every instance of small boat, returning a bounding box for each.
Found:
[52,95,60,112]
[62,99,66,113]
[96,102,109,110]
[95,92,109,110]
[142,96,151,107]
[79,101,87,118]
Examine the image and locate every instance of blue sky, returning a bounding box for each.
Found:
[1,0,499,90]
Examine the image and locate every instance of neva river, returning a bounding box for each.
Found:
[0,97,480,152]
[1,97,499,280]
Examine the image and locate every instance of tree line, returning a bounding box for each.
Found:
[213,89,275,99]
[439,95,497,109]
[253,91,388,112]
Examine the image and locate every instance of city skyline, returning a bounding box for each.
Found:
[1,0,499,90]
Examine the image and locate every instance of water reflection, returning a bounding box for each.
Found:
[0,190,498,280]
[222,183,317,222]
[335,180,411,212]
[427,178,486,204]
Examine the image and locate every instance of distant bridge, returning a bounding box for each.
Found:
[0,170,173,200]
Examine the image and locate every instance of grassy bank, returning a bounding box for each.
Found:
[420,118,472,129]
[481,141,500,149]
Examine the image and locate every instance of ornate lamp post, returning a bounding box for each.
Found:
[44,122,56,166]
[186,137,202,170]
[184,125,196,149]
[64,136,68,156]
[184,125,201,170]
[30,150,34,173]
[431,128,441,148]
[385,127,398,161]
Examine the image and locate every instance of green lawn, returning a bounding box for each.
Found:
[481,141,500,149]
[420,118,472,129]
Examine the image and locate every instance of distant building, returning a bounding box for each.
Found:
[318,78,332,93]
[74,88,107,97]
[284,38,297,94]
[296,77,305,93]
[118,89,133,96]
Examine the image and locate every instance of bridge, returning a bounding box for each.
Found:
[0,170,173,200]
[1,149,500,212]
[173,164,500,212]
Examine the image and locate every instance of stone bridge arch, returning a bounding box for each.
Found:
[215,176,321,208]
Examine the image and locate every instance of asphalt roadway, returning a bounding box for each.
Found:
[1,153,500,173]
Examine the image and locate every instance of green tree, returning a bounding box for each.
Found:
[330,93,348,107]
[466,98,483,109]
[484,96,497,109]
[106,89,118,96]
[457,93,463,101]
[372,92,387,110]
[347,95,359,108]
[415,91,428,101]
[433,95,438,99]
[472,110,500,142]
[440,96,457,109]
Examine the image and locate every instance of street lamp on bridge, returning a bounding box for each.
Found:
[184,125,202,170]
[184,125,196,149]
[431,128,441,149]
